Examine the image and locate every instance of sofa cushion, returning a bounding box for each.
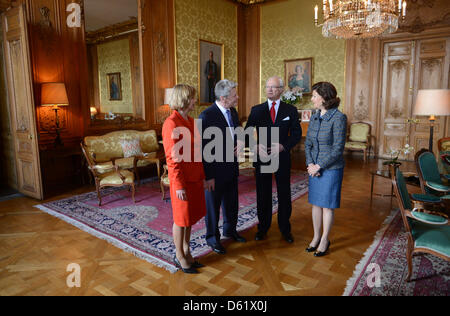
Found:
[120,139,143,158]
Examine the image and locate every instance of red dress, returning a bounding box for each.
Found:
[162,111,206,227]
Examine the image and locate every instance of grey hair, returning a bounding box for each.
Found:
[266,76,284,88]
[215,79,237,100]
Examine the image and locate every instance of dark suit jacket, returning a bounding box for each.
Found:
[245,101,302,167]
[199,103,239,184]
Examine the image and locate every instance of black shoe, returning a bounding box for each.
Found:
[255,231,266,241]
[225,233,246,243]
[314,241,331,257]
[173,256,199,274]
[208,243,226,254]
[191,261,205,268]
[305,243,319,252]
[282,233,294,244]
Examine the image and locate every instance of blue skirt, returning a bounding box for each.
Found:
[308,168,344,209]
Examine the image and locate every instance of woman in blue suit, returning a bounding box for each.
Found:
[305,82,347,257]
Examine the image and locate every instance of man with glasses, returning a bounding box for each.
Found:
[245,76,302,243]
[199,79,246,255]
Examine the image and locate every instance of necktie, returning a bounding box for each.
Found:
[226,109,234,127]
[270,101,276,123]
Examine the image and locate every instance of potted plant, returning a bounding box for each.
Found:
[383,144,414,166]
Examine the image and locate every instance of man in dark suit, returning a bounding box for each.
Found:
[245,76,302,243]
[199,79,246,255]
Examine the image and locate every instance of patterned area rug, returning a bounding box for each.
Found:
[35,172,308,273]
[343,210,450,296]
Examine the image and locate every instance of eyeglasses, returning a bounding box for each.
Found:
[265,86,282,89]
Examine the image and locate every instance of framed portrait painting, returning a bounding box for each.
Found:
[107,72,122,101]
[198,39,224,105]
[284,57,313,94]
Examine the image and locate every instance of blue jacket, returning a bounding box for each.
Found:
[305,108,347,170]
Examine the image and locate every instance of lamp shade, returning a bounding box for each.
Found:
[413,89,450,116]
[164,88,174,105]
[41,82,69,106]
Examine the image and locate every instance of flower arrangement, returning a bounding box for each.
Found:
[281,87,303,105]
[383,144,414,165]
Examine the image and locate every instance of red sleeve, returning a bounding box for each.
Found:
[162,118,186,191]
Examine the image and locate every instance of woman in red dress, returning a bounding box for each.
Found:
[162,84,206,274]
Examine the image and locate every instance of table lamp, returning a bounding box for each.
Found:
[90,107,98,119]
[413,89,450,152]
[157,88,173,124]
[41,82,69,147]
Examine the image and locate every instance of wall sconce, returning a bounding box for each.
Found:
[41,82,69,147]
[90,106,98,119]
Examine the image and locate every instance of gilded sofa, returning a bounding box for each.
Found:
[83,130,161,183]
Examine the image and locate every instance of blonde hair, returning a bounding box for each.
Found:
[169,84,197,111]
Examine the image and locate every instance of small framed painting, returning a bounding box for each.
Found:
[284,57,313,94]
[300,110,312,122]
[107,72,122,101]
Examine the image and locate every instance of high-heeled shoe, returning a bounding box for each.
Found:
[305,241,320,252]
[314,241,331,257]
[190,260,205,268]
[173,256,199,274]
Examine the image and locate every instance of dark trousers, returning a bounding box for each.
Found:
[204,177,239,246]
[255,163,292,236]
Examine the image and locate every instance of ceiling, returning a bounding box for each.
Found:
[84,0,138,32]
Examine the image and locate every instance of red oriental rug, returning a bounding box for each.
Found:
[343,210,450,296]
[35,172,308,273]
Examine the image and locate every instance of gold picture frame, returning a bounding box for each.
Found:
[284,57,313,94]
[107,72,122,101]
[198,39,224,105]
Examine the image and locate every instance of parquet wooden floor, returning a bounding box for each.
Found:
[0,155,420,296]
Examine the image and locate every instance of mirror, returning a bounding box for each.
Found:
[84,0,144,123]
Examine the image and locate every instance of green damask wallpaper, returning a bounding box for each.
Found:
[175,0,237,117]
[261,0,346,110]
[97,38,133,114]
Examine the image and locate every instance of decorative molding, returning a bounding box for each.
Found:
[39,6,52,30]
[359,39,369,68]
[155,32,166,63]
[354,90,369,121]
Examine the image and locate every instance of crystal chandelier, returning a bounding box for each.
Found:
[314,0,407,39]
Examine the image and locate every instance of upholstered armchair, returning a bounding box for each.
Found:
[81,142,136,206]
[415,149,450,197]
[391,167,450,282]
[344,122,372,162]
[160,164,170,200]
[438,137,450,179]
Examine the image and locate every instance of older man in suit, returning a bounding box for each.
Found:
[199,79,246,255]
[245,76,302,243]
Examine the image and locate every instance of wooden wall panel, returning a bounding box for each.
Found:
[237,4,260,121]
[26,0,85,148]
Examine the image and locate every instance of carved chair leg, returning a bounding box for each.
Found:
[131,183,136,203]
[363,149,367,162]
[406,241,414,282]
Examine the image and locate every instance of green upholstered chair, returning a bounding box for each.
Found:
[345,122,371,162]
[437,137,450,178]
[415,149,450,196]
[391,167,450,282]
